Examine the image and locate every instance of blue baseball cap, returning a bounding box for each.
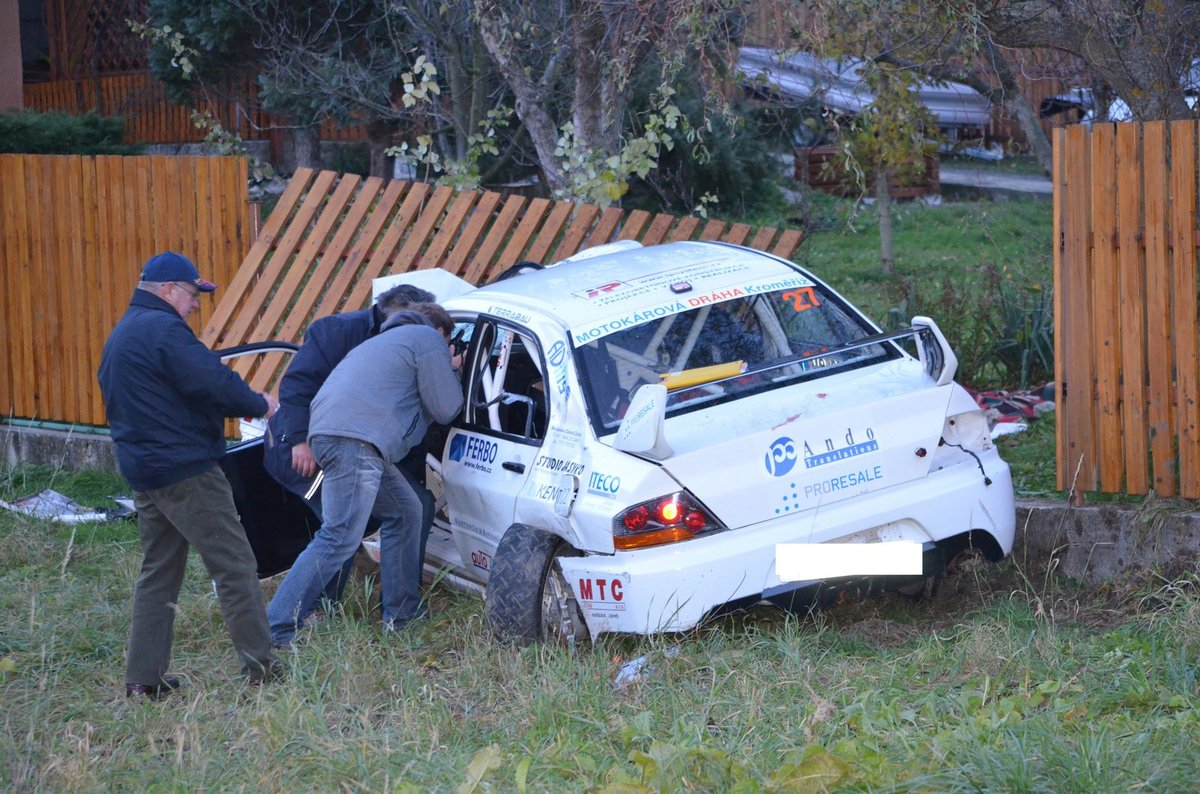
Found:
[140,252,217,292]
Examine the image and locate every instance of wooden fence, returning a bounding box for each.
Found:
[1054,120,1200,497]
[0,154,253,427]
[24,74,369,146]
[0,158,802,428]
[201,168,804,394]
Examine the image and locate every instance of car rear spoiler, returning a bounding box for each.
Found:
[614,316,958,461]
[805,315,957,387]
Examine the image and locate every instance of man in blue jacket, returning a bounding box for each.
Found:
[98,252,282,699]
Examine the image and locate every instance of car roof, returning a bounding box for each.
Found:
[451,241,814,344]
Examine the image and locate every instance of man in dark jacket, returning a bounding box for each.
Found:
[267,305,463,646]
[98,251,282,698]
[262,284,436,605]
[263,283,435,498]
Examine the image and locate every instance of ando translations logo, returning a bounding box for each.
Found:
[764,436,798,477]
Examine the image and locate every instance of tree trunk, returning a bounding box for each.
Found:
[475,3,570,195]
[977,42,1052,174]
[292,125,323,171]
[876,168,895,276]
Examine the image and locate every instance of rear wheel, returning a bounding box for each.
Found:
[485,524,586,647]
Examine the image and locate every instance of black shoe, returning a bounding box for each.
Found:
[246,658,287,686]
[125,676,183,701]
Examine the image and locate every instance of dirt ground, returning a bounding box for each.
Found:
[776,554,1197,650]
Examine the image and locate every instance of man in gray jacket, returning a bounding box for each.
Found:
[266,306,464,646]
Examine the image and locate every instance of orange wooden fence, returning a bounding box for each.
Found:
[1054,120,1200,497]
[0,154,252,427]
[201,168,804,394]
[24,74,369,145]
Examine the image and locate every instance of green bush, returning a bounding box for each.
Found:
[326,141,371,176]
[622,65,788,216]
[0,110,141,155]
[885,264,1054,390]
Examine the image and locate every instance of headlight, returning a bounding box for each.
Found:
[612,491,725,550]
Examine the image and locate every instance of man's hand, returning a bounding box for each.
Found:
[258,391,279,418]
[291,441,318,478]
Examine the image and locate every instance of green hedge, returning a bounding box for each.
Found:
[0,110,142,155]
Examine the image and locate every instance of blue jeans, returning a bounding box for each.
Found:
[266,435,425,645]
[313,447,436,605]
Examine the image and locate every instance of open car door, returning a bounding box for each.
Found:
[215,342,320,578]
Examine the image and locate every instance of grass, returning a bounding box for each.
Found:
[4,465,1200,790]
[792,191,1053,326]
[940,152,1050,177]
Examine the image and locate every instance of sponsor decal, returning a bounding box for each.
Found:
[802,426,878,469]
[448,433,498,474]
[743,275,814,295]
[536,455,585,476]
[547,340,567,366]
[803,465,884,500]
[771,465,885,515]
[534,483,567,502]
[765,437,799,477]
[577,577,625,610]
[546,340,571,398]
[573,300,689,344]
[765,426,879,477]
[470,549,491,571]
[576,281,626,300]
[451,516,488,536]
[572,272,817,343]
[487,305,532,325]
[547,426,584,449]
[587,471,622,498]
[685,287,745,306]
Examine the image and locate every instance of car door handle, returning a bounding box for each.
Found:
[502,461,525,474]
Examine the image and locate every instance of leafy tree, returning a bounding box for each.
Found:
[790,0,950,273]
[962,0,1200,122]
[142,0,446,171]
[624,63,783,217]
[473,0,749,202]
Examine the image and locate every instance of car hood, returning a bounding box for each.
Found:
[650,359,973,527]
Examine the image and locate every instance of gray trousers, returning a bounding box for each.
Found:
[127,466,277,684]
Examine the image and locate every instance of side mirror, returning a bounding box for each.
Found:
[911,315,958,386]
[614,384,674,459]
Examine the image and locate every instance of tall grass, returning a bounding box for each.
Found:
[3,466,1198,791]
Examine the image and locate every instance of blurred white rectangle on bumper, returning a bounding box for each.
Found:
[776,540,923,580]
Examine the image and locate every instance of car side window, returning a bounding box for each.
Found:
[463,320,547,442]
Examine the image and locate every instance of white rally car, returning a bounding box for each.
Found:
[228,240,1015,645]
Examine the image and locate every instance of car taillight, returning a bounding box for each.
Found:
[612,492,724,550]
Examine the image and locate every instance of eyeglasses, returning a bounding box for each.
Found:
[173,281,200,299]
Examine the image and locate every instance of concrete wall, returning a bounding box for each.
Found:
[1014,499,1200,585]
[2,426,118,475]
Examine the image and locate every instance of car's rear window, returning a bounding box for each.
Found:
[574,284,900,432]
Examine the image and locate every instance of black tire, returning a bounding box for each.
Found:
[485,524,587,646]
[895,575,940,601]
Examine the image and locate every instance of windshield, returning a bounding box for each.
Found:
[574,283,900,432]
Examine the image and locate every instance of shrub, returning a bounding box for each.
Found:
[0,110,141,155]
[885,264,1054,390]
[622,65,787,216]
